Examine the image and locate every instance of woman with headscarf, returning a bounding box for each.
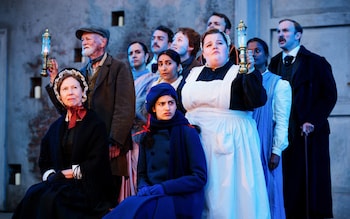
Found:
[12,68,114,219]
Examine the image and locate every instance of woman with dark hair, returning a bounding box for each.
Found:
[152,49,183,89]
[181,29,270,218]
[12,69,114,219]
[104,83,207,219]
[128,41,154,80]
[248,37,292,219]
[124,41,158,199]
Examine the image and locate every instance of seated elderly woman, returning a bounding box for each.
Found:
[103,83,207,219]
[12,68,114,219]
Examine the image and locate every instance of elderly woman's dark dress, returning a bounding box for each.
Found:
[12,69,114,219]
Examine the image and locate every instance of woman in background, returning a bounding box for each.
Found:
[248,37,291,219]
[124,41,158,198]
[152,49,183,90]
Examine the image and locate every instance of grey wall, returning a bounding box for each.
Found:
[0,0,237,210]
[0,0,349,217]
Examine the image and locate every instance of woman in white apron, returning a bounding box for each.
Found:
[181,29,271,219]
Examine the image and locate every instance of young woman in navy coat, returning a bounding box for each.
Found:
[104,83,207,219]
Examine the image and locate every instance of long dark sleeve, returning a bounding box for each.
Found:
[230,69,267,110]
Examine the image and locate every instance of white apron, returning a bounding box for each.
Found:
[182,65,270,219]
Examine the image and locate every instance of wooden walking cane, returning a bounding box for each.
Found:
[303,123,313,219]
[303,131,309,219]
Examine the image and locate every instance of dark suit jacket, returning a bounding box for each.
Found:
[269,46,337,131]
[46,54,135,176]
[12,110,114,219]
[269,45,337,217]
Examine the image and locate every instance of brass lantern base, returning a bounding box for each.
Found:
[41,54,48,77]
[238,47,248,74]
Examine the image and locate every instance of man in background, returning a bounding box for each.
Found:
[46,26,135,205]
[146,25,174,73]
[269,19,337,219]
[202,12,239,64]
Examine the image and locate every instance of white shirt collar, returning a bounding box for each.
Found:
[283,45,300,59]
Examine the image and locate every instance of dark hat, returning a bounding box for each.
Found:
[75,26,110,40]
[146,83,178,113]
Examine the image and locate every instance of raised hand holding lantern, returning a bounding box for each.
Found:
[41,29,51,77]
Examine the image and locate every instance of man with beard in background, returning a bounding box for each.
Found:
[46,26,135,206]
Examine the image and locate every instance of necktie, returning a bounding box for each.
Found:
[284,55,294,66]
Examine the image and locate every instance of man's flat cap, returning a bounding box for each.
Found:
[75,26,110,40]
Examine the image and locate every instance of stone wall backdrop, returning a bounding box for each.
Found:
[0,0,235,210]
[0,0,349,218]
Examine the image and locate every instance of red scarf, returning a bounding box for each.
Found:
[132,114,151,137]
[67,106,87,129]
